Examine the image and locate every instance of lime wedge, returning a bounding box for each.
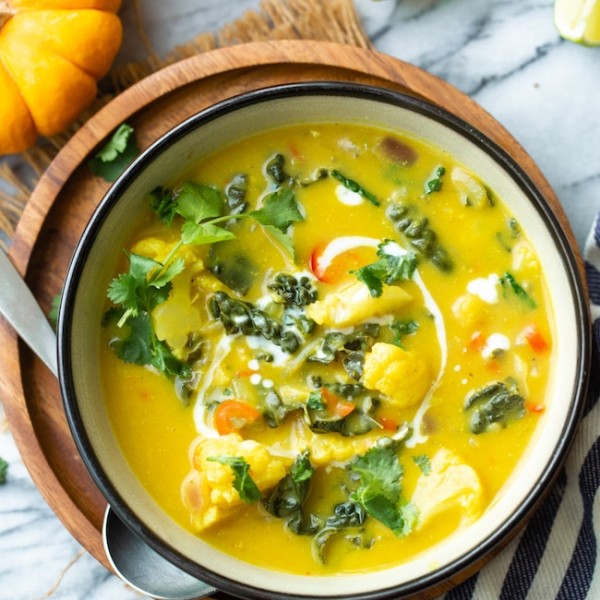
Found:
[555,0,600,45]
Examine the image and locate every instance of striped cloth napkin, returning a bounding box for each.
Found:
[445,218,600,600]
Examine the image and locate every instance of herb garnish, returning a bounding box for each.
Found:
[424,165,446,194]
[148,182,304,259]
[353,240,417,298]
[412,454,431,475]
[263,451,320,534]
[500,272,536,309]
[207,456,261,503]
[209,291,301,353]
[330,169,380,206]
[89,123,140,182]
[349,440,417,536]
[465,379,525,434]
[105,252,191,381]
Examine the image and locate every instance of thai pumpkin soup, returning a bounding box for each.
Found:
[100,122,552,575]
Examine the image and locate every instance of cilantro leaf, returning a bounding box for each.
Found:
[349,442,416,536]
[181,221,237,245]
[107,253,184,319]
[207,456,261,503]
[412,454,431,475]
[111,312,153,365]
[148,187,177,226]
[105,251,190,384]
[89,123,140,182]
[354,240,417,297]
[175,181,225,224]
[263,225,295,258]
[0,457,8,484]
[107,311,190,381]
[250,187,304,232]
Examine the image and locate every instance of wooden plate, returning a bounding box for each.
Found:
[0,40,580,588]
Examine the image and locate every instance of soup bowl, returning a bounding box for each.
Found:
[58,82,591,599]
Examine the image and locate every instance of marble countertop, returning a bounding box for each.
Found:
[1,0,599,599]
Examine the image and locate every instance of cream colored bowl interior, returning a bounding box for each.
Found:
[67,92,581,597]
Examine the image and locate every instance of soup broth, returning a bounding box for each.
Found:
[101,122,552,575]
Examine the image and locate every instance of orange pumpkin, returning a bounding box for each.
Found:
[0,0,122,154]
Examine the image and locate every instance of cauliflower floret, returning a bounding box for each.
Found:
[182,433,288,530]
[362,342,431,409]
[452,293,488,328]
[309,433,376,466]
[412,448,483,530]
[306,281,411,328]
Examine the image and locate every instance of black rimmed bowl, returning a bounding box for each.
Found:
[58,82,591,600]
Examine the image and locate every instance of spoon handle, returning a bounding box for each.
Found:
[0,249,58,376]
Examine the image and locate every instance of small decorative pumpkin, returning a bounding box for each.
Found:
[0,0,122,154]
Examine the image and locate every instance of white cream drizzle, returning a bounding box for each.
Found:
[193,335,235,437]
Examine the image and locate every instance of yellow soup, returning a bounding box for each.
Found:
[101,123,553,575]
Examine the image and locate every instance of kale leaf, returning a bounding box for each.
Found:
[465,379,526,434]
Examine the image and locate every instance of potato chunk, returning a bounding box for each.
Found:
[362,342,431,409]
[411,448,483,530]
[306,281,411,328]
[182,434,288,530]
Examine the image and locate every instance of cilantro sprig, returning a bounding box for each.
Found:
[349,442,417,536]
[105,252,190,381]
[89,123,140,182]
[353,240,417,297]
[148,183,303,258]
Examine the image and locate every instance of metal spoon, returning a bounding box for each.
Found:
[0,248,217,600]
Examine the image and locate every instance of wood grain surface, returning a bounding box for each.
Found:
[0,40,581,596]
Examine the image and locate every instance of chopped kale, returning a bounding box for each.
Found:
[387,202,454,272]
[308,323,380,380]
[209,291,301,353]
[225,173,249,214]
[425,166,446,194]
[268,273,317,307]
[465,379,525,434]
[263,451,320,535]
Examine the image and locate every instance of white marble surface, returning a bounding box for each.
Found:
[1,0,599,599]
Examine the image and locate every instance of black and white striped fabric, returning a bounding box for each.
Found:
[444,218,600,599]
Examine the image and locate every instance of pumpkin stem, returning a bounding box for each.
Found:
[0,0,15,30]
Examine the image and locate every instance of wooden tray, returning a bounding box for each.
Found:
[0,40,581,591]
